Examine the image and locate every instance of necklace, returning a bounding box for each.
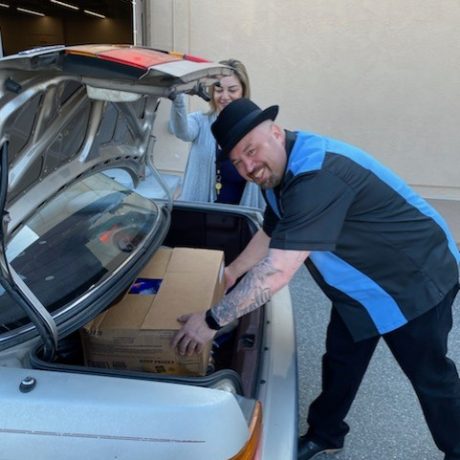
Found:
[215,167,222,195]
[215,144,223,196]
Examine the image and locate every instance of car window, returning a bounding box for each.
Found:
[0,172,159,333]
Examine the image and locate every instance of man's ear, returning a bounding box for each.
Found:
[271,123,283,141]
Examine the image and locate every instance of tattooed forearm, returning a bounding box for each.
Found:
[212,256,281,326]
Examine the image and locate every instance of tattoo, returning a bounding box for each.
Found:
[212,256,281,325]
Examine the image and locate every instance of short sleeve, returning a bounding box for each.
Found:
[269,170,356,251]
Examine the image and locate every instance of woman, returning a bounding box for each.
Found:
[169,59,265,209]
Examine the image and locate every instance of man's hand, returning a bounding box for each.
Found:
[172,311,217,356]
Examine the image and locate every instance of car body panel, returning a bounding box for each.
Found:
[0,366,249,460]
[259,289,298,457]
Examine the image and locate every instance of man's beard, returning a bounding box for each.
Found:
[259,172,282,189]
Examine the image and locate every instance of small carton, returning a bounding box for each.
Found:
[80,247,225,376]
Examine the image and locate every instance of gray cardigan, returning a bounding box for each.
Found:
[169,95,265,210]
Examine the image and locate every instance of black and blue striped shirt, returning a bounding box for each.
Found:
[263,130,459,341]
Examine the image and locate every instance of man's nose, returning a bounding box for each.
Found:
[242,157,255,175]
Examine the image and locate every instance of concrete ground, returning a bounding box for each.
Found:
[292,266,460,460]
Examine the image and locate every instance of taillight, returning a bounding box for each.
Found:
[229,400,263,460]
[169,51,210,62]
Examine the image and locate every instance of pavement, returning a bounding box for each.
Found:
[291,265,460,460]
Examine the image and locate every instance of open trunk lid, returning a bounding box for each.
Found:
[0,44,229,353]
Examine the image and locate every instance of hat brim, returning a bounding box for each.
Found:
[217,105,279,161]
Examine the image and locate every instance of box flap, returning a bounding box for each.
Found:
[142,273,214,329]
[167,247,224,273]
[142,248,225,330]
[99,295,154,329]
[137,247,172,278]
[83,247,173,332]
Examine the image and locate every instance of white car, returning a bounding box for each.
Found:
[0,44,297,460]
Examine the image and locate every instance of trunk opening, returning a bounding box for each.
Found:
[31,205,265,398]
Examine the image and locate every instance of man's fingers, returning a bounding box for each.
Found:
[172,311,213,355]
[178,336,191,356]
[185,340,194,356]
[174,335,202,356]
[171,329,186,349]
[186,340,202,356]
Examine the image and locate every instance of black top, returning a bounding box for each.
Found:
[262,130,459,341]
[215,154,246,205]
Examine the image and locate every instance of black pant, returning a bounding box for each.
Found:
[306,286,460,459]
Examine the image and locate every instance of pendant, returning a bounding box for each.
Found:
[215,182,222,192]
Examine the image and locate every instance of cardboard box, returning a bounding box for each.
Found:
[81,247,225,376]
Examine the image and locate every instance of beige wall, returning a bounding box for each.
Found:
[148,0,460,200]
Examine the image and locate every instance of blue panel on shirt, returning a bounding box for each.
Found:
[287,132,460,264]
[287,132,326,174]
[265,189,281,217]
[310,251,408,334]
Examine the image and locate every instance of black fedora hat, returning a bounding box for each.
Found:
[211,98,279,160]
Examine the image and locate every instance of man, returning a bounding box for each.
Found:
[172,98,460,460]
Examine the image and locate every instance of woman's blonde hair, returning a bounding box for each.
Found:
[208,58,251,112]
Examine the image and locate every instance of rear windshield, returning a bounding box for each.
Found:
[0,173,159,333]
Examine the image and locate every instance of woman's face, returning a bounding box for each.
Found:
[213,74,244,112]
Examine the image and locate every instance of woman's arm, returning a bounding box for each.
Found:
[168,94,201,142]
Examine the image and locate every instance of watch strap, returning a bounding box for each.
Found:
[205,309,222,330]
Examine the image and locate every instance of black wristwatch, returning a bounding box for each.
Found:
[205,309,222,330]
